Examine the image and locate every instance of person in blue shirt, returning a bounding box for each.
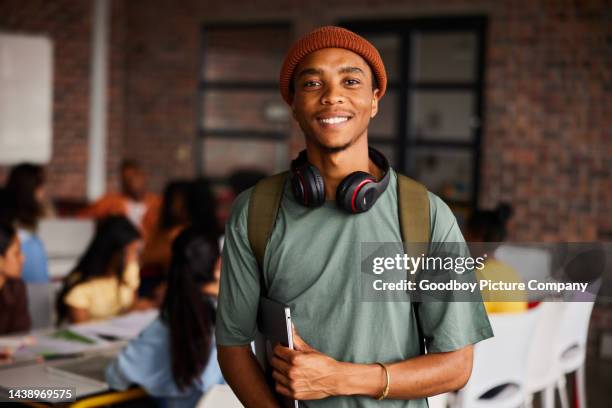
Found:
[4,164,50,283]
[106,226,225,408]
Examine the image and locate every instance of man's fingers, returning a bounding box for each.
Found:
[275,382,294,399]
[272,369,290,387]
[274,343,296,362]
[292,324,313,352]
[270,355,292,374]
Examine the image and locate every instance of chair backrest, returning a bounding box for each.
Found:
[525,302,566,392]
[494,245,552,301]
[197,384,243,407]
[38,218,94,280]
[557,301,595,361]
[25,282,54,329]
[459,308,541,404]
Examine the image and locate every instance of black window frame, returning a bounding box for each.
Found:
[339,16,487,210]
[196,21,293,183]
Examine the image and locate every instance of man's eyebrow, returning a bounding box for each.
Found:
[338,66,365,75]
[296,68,323,78]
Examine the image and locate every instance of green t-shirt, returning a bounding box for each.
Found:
[216,170,493,407]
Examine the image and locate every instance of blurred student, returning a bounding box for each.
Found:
[106,227,225,407]
[465,204,528,314]
[187,178,222,239]
[140,180,191,300]
[0,222,30,335]
[56,216,141,324]
[4,164,51,283]
[79,160,160,241]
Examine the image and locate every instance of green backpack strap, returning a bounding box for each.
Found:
[396,173,431,246]
[247,171,289,287]
[396,173,430,355]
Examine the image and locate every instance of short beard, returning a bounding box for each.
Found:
[309,130,364,154]
[319,140,353,154]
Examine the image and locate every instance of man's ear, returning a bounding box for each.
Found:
[370,89,380,118]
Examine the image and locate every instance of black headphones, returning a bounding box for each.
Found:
[290,147,391,214]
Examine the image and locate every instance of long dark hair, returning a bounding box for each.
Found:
[0,222,17,256]
[187,178,221,240]
[467,203,514,242]
[160,227,219,391]
[5,163,46,229]
[159,180,191,231]
[56,216,141,323]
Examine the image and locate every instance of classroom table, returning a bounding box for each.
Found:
[0,310,158,407]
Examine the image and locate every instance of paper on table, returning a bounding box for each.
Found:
[69,310,158,341]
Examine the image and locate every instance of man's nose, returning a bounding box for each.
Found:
[320,83,345,105]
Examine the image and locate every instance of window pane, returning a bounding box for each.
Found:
[412,32,477,83]
[202,138,288,178]
[359,34,400,83]
[202,90,290,132]
[369,90,397,139]
[203,26,292,82]
[409,91,476,142]
[408,148,473,203]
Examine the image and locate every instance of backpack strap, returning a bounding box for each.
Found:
[247,171,289,295]
[396,173,431,356]
[396,173,430,245]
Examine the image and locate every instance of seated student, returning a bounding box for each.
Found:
[465,204,528,314]
[0,222,30,335]
[56,216,142,324]
[4,164,51,283]
[106,227,225,408]
[78,160,160,242]
[139,180,191,300]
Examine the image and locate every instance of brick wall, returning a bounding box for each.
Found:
[1,0,609,241]
[0,0,93,199]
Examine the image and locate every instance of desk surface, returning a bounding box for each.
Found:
[0,310,158,404]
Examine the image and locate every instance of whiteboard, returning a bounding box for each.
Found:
[0,33,53,164]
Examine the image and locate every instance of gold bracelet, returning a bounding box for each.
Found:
[375,362,390,400]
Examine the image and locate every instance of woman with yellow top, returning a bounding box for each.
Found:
[56,216,142,324]
[465,204,528,314]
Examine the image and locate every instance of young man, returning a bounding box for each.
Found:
[216,26,493,407]
[79,160,160,241]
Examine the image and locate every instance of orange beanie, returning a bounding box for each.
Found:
[279,26,387,105]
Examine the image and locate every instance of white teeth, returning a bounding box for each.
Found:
[319,117,349,124]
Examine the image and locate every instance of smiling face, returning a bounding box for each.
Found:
[291,48,379,153]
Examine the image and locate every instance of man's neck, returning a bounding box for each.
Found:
[305,137,382,201]
[0,275,6,291]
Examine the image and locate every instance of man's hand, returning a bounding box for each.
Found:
[271,326,344,400]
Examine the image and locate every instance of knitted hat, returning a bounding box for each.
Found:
[279,26,387,105]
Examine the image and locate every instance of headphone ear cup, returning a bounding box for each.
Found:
[336,172,375,213]
[303,165,325,207]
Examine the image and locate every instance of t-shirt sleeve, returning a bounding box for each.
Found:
[64,284,91,310]
[417,192,493,353]
[215,189,262,346]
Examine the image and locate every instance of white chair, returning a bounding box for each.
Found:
[555,301,595,408]
[453,307,540,408]
[25,282,54,329]
[38,218,94,280]
[525,302,566,408]
[197,384,243,407]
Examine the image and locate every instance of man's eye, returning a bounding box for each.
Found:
[304,81,320,87]
[345,79,361,86]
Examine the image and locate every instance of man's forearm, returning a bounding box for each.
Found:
[217,345,280,408]
[338,345,473,399]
